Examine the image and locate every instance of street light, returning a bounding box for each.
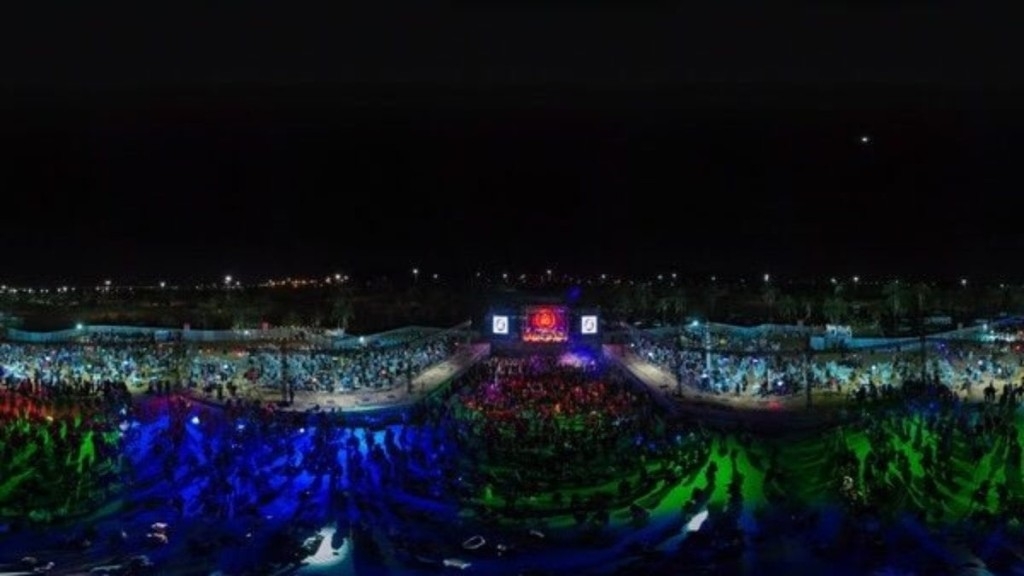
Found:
[412,268,419,285]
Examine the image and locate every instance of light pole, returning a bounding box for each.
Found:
[412,268,419,285]
[704,323,712,376]
[805,342,812,410]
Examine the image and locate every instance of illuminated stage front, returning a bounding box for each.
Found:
[522,306,569,343]
[487,300,601,354]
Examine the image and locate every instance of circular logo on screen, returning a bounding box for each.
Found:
[534,309,556,329]
[493,317,508,333]
[582,316,597,334]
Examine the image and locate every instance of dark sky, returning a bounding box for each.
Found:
[2,5,1024,283]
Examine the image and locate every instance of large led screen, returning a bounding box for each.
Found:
[522,306,569,343]
[492,315,510,335]
[580,315,599,335]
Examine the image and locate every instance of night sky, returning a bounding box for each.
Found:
[2,5,1023,284]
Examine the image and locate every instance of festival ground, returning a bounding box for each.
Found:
[4,344,1024,575]
[174,340,1007,422]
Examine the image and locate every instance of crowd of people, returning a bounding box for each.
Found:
[0,335,460,409]
[0,379,132,524]
[629,333,1023,403]
[823,389,1024,524]
[6,322,1024,573]
[0,332,469,561]
[187,335,458,397]
[0,343,177,390]
[441,353,669,493]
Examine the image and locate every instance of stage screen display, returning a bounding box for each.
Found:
[522,306,569,343]
[580,315,599,335]
[492,315,510,335]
